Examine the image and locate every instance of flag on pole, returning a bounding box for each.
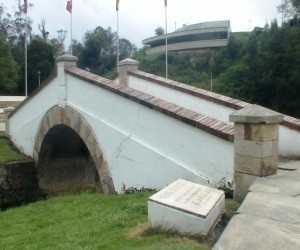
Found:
[66,0,72,13]
[24,0,28,14]
[165,0,167,7]
[116,0,119,11]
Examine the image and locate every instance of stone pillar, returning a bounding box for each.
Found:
[55,54,78,108]
[229,104,283,201]
[3,106,15,138]
[56,54,78,68]
[118,58,139,86]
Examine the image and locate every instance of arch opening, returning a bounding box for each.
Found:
[37,124,101,194]
[34,106,115,194]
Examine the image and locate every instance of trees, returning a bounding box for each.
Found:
[155,27,165,35]
[215,19,300,118]
[119,38,136,60]
[278,0,300,20]
[27,37,54,94]
[0,36,19,94]
[78,26,116,76]
[0,0,32,94]
[77,26,135,77]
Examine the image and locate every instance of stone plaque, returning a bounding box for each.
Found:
[148,179,225,235]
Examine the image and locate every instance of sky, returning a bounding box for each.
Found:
[1,0,283,48]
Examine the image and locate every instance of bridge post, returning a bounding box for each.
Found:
[118,58,139,86]
[229,104,283,201]
[56,54,78,107]
[3,106,15,138]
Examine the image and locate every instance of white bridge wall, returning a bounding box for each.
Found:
[67,74,234,192]
[9,79,59,156]
[129,75,300,158]
[8,70,234,193]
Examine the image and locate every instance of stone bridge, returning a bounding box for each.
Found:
[5,54,300,195]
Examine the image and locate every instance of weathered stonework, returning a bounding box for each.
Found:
[3,106,15,138]
[230,105,283,201]
[33,105,115,194]
[118,58,139,86]
[234,140,278,158]
[234,155,278,176]
[234,123,279,141]
[232,172,257,202]
[0,161,40,210]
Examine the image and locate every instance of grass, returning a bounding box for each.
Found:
[0,138,31,163]
[0,138,239,249]
[0,190,212,250]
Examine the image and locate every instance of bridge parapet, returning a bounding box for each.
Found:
[127,69,300,158]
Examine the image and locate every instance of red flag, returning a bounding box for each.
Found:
[116,0,119,11]
[24,0,28,14]
[66,0,72,14]
[165,0,167,7]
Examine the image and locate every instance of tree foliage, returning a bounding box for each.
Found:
[216,19,300,117]
[0,35,19,94]
[134,16,300,118]
[155,27,165,35]
[27,37,54,94]
[2,0,300,119]
[76,26,136,77]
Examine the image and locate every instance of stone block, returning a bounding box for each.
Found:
[233,172,257,201]
[234,155,278,176]
[234,123,278,141]
[229,104,283,124]
[235,140,278,158]
[148,179,224,236]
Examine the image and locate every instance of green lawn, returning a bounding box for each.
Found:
[0,191,211,250]
[0,138,30,163]
[0,137,238,249]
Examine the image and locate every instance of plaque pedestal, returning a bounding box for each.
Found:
[148,179,225,236]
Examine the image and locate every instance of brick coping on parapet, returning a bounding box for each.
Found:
[129,70,300,132]
[66,67,234,142]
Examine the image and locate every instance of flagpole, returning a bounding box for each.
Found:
[116,0,120,72]
[25,9,28,96]
[117,9,119,71]
[165,1,168,79]
[71,6,73,54]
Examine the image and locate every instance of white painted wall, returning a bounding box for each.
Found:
[8,66,234,193]
[8,79,60,156]
[67,74,234,192]
[8,61,68,156]
[129,76,234,124]
[129,75,300,158]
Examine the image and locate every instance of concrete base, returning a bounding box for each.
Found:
[214,169,300,250]
[148,179,225,236]
[238,192,300,224]
[213,214,300,250]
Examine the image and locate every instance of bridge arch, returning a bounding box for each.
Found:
[33,105,115,194]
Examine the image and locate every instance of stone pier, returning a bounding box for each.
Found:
[229,104,283,201]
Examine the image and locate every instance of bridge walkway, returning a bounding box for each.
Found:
[213,160,300,250]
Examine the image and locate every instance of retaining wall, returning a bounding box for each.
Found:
[0,161,40,209]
